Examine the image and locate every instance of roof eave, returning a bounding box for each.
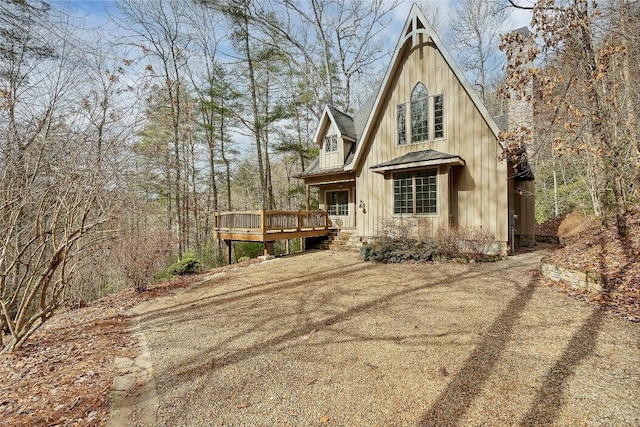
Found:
[370,156,465,174]
[293,168,353,179]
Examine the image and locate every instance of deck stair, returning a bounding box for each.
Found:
[319,229,364,250]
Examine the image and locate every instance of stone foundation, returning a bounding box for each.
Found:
[515,234,536,247]
[535,235,571,246]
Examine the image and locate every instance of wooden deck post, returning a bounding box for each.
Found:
[225,240,232,265]
[264,241,273,256]
[260,210,267,240]
[305,185,310,211]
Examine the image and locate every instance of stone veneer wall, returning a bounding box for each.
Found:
[541,261,604,292]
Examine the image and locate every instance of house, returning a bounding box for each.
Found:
[294,5,535,252]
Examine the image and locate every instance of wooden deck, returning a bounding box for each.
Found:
[213,210,331,242]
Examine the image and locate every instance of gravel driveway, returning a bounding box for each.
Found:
[121,249,640,426]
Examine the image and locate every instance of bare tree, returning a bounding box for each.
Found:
[244,0,400,114]
[0,1,129,351]
[502,0,639,236]
[223,0,269,209]
[117,0,191,257]
[450,0,510,112]
[416,0,446,34]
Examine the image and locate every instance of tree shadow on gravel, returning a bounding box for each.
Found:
[136,261,373,328]
[519,309,603,426]
[418,280,537,426]
[164,261,522,394]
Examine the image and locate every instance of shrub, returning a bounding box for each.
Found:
[360,237,438,263]
[234,242,264,260]
[435,227,497,262]
[376,217,413,241]
[435,227,464,259]
[460,227,496,262]
[414,238,439,260]
[116,230,175,292]
[362,224,498,264]
[166,254,201,276]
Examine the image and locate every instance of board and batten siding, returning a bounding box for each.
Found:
[318,121,347,170]
[355,36,509,242]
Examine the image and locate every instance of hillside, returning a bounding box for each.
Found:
[538,210,640,322]
[0,275,206,426]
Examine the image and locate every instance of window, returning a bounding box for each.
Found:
[411,83,429,143]
[327,190,349,215]
[396,83,445,144]
[324,134,338,152]
[434,94,444,139]
[397,104,406,145]
[393,170,437,214]
[393,174,413,213]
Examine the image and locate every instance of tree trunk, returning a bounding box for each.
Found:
[241,12,267,209]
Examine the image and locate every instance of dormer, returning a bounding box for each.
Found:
[314,106,356,169]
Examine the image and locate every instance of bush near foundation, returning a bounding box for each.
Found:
[360,227,498,263]
[360,237,439,263]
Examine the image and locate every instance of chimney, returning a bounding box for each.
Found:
[507,27,534,133]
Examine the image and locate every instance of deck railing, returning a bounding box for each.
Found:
[213,210,330,241]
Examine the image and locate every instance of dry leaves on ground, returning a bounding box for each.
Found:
[0,264,246,427]
[537,209,640,322]
[0,292,139,427]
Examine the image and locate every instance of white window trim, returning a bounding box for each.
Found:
[324,134,338,153]
[396,92,446,146]
[326,189,350,216]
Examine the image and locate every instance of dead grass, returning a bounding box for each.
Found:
[2,250,639,426]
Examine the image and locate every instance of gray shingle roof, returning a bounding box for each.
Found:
[297,86,383,178]
[301,157,319,174]
[370,149,464,172]
[354,92,377,140]
[328,106,356,140]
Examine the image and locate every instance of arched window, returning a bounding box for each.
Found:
[411,82,429,142]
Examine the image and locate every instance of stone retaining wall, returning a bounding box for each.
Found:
[541,262,604,292]
[536,235,568,245]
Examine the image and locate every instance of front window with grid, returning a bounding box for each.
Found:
[324,134,338,152]
[326,190,349,215]
[393,170,437,214]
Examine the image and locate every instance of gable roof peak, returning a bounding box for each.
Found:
[315,104,356,142]
[327,105,353,121]
[344,3,502,171]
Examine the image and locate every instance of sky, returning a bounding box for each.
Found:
[46,0,535,158]
[54,0,535,36]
